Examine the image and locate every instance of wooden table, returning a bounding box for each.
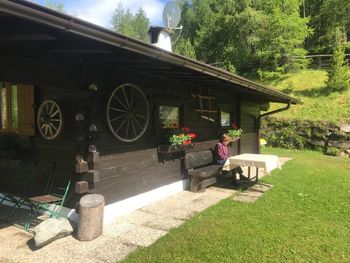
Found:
[222,154,281,183]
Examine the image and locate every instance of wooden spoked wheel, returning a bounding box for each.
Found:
[107,83,149,142]
[37,100,63,140]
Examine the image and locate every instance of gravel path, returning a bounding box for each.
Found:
[0,157,291,263]
[0,184,236,263]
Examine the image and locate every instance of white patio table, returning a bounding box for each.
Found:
[222,154,281,183]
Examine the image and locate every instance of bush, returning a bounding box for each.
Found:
[282,81,295,94]
[326,44,350,92]
[283,48,311,73]
[325,147,340,156]
[268,127,305,150]
[257,69,283,81]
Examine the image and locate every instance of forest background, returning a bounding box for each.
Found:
[106,0,350,122]
[46,0,350,153]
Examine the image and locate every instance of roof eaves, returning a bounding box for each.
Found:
[1,0,300,104]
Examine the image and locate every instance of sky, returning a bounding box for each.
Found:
[30,0,169,28]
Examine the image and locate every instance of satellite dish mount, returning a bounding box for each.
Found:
[149,1,182,52]
[162,1,181,31]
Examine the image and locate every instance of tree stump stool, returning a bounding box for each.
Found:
[77,194,104,241]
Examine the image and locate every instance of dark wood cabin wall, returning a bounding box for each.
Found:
[31,86,82,201]
[85,70,187,204]
[1,57,251,207]
[240,100,260,154]
[86,65,241,204]
[0,58,83,200]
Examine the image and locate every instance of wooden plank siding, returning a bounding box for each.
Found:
[90,72,241,204]
[240,101,260,154]
[0,58,260,206]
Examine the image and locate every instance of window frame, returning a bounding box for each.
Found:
[158,105,182,129]
[218,103,239,130]
[219,110,231,128]
[0,81,34,136]
[0,82,16,133]
[156,104,184,145]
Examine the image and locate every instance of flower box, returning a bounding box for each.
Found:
[158,143,195,154]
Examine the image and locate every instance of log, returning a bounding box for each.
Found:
[77,194,104,241]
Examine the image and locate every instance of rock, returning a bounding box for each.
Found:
[306,138,325,148]
[345,149,350,155]
[339,141,350,150]
[327,140,341,148]
[34,217,73,248]
[340,123,350,133]
[327,131,348,141]
[339,152,349,158]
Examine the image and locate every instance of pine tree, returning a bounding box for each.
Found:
[175,0,311,74]
[111,3,150,42]
[327,43,350,91]
[45,0,64,12]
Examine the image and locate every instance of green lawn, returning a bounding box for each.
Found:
[259,70,350,123]
[122,148,350,262]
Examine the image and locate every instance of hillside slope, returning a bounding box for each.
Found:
[259,70,350,123]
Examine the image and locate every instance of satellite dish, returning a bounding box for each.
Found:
[162,1,181,29]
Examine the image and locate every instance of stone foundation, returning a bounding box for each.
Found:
[261,118,350,157]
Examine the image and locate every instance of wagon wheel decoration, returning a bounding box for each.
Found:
[107,83,149,142]
[37,100,64,140]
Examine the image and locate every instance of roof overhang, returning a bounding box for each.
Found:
[0,0,300,104]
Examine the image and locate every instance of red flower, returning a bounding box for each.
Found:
[181,126,190,132]
[188,133,196,139]
[183,140,191,145]
[231,122,238,129]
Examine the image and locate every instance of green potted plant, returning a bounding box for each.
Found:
[226,122,243,141]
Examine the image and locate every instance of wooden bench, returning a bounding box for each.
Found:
[184,150,223,192]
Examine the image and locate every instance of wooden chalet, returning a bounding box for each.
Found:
[0,0,299,222]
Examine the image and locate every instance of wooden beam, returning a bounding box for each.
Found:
[0,34,55,41]
[41,49,113,54]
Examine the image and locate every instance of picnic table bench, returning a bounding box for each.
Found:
[222,154,281,183]
[184,150,223,192]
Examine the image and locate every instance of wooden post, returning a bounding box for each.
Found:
[77,194,104,241]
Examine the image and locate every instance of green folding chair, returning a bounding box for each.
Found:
[25,168,71,230]
[3,161,38,222]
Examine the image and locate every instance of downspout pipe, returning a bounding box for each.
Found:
[258,101,292,120]
[256,101,292,153]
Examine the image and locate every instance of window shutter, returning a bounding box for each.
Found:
[18,84,35,136]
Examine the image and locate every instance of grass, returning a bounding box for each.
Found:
[259,70,350,123]
[122,148,350,262]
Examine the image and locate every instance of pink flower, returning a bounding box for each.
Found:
[231,122,238,129]
[188,133,196,139]
[183,140,191,145]
[181,126,190,132]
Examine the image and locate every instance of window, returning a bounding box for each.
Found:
[220,110,230,127]
[0,82,7,129]
[159,106,180,128]
[0,82,34,135]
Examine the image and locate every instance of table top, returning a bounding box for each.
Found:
[230,154,279,162]
[223,153,281,174]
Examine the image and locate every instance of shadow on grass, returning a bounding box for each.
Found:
[215,177,254,192]
[292,86,333,97]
